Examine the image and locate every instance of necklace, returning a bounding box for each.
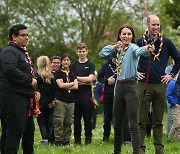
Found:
[143,31,163,61]
[115,43,131,76]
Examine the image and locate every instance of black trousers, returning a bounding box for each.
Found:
[103,97,131,141]
[146,111,153,137]
[74,91,93,140]
[48,109,55,143]
[113,81,140,154]
[22,116,35,154]
[37,108,54,141]
[91,107,98,129]
[103,96,113,137]
[0,92,29,154]
[123,115,131,142]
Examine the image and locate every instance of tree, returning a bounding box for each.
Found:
[64,0,141,69]
[159,0,180,29]
[65,0,122,48]
[1,0,178,70]
[0,0,22,46]
[0,0,76,60]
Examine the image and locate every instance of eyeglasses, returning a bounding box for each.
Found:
[18,34,29,37]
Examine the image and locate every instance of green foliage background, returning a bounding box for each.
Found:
[0,0,179,70]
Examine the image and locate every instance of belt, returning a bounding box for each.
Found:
[117,77,137,84]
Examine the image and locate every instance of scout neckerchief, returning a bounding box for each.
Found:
[142,32,163,95]
[90,80,99,109]
[142,0,163,97]
[142,31,163,61]
[61,66,71,93]
[109,59,117,76]
[115,43,131,76]
[142,0,163,61]
[23,47,35,76]
[21,46,40,115]
[22,47,41,115]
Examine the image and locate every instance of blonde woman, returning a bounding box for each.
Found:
[36,56,55,145]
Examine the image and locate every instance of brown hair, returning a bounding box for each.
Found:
[77,43,87,50]
[50,56,61,62]
[117,24,136,43]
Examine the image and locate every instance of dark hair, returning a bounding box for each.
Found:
[51,55,61,62]
[61,54,71,62]
[117,24,136,43]
[60,54,72,70]
[77,43,87,50]
[9,24,27,41]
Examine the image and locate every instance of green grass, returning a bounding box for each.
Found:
[16,112,180,153]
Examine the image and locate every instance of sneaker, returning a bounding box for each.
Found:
[40,139,48,146]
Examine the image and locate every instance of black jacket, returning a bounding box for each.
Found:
[36,73,55,108]
[98,59,116,97]
[0,43,34,97]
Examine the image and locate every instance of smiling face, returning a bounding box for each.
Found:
[61,56,71,69]
[119,27,133,47]
[149,15,160,36]
[51,58,61,72]
[12,29,29,47]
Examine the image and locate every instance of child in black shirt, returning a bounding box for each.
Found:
[54,54,78,146]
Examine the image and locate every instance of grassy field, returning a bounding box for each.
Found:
[16,112,180,154]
